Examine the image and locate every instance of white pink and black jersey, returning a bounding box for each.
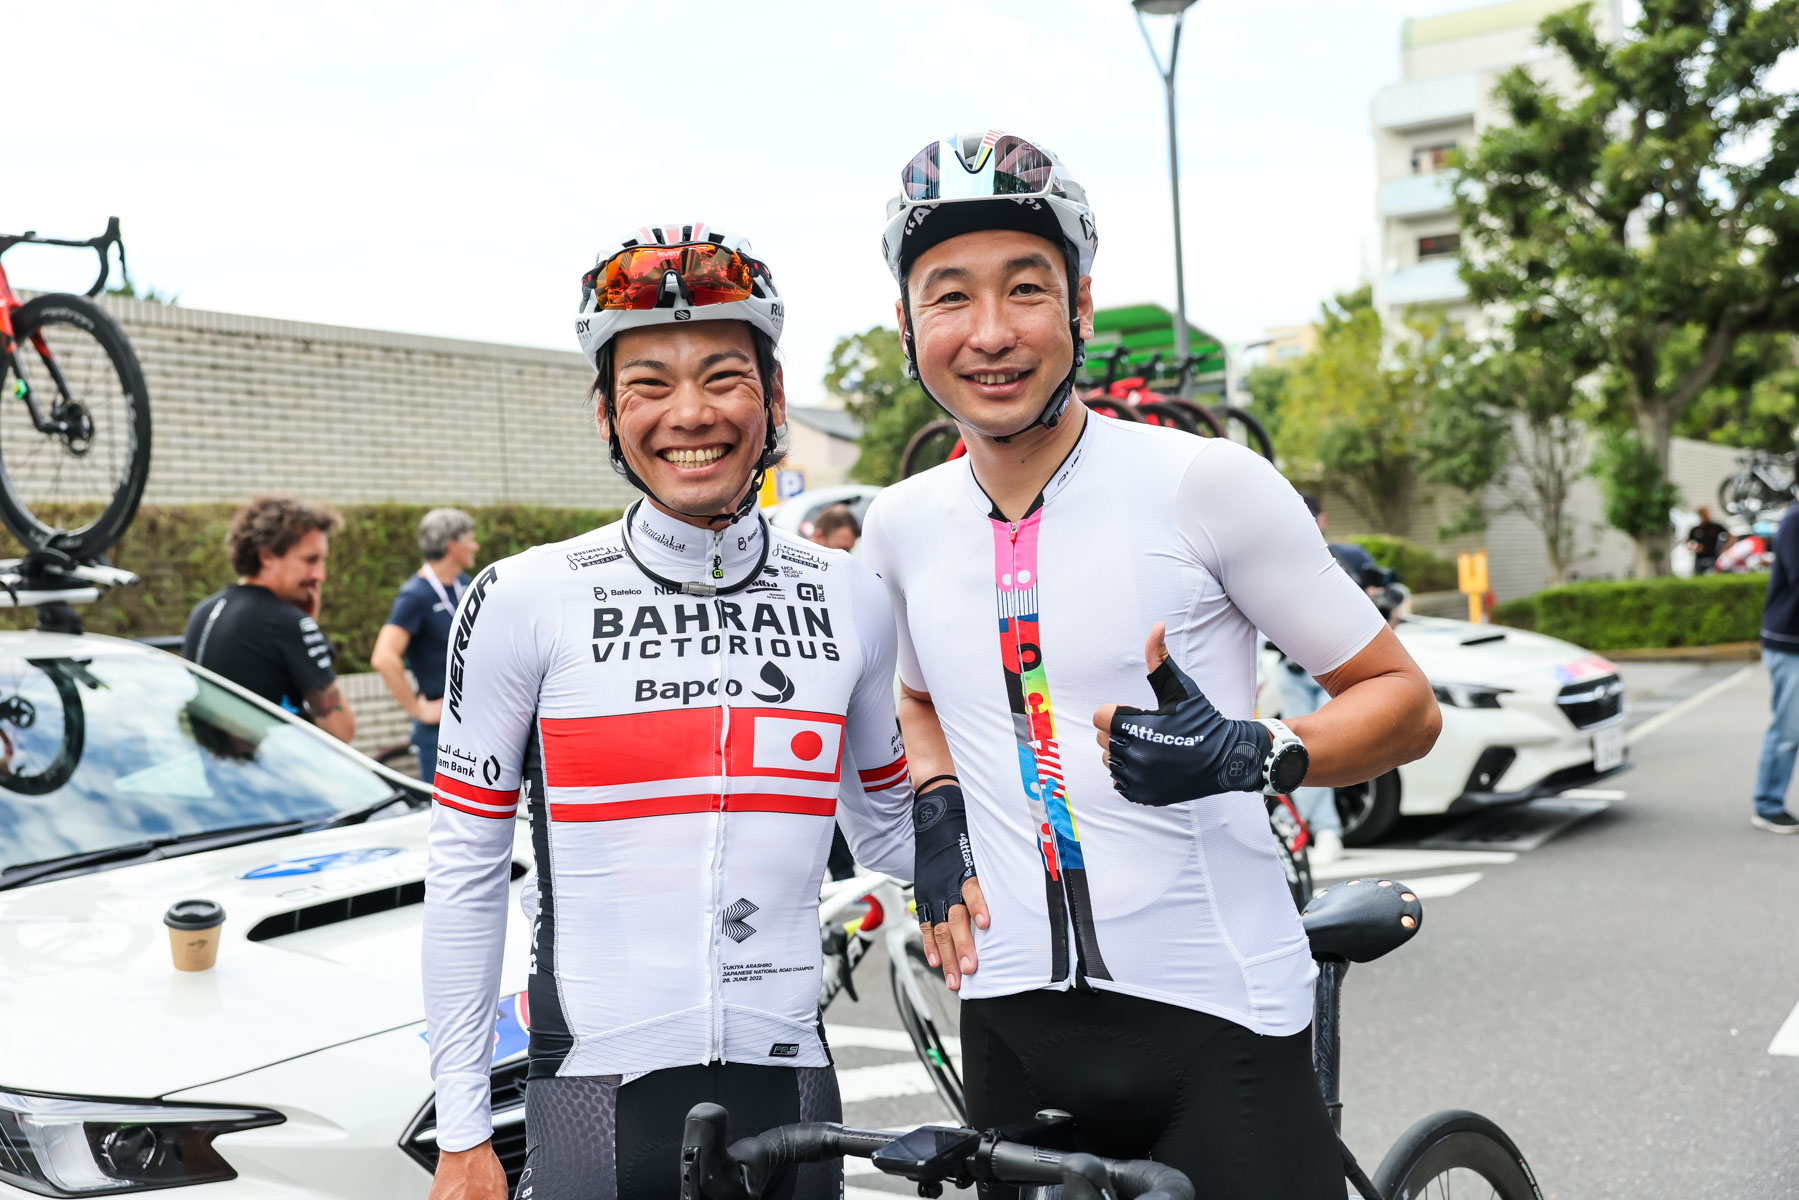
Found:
[422,501,913,1154]
[862,415,1385,1037]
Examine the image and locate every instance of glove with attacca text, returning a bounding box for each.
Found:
[1105,656,1273,806]
[912,784,978,925]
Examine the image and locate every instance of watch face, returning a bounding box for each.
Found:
[1272,744,1310,793]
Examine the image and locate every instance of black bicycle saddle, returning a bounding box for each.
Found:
[1301,877,1423,963]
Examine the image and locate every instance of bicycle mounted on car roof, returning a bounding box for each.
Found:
[681,876,1544,1200]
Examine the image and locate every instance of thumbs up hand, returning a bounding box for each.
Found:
[1092,623,1273,806]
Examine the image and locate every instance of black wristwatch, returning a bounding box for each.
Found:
[1256,718,1310,795]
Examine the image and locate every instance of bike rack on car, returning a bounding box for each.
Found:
[0,548,137,631]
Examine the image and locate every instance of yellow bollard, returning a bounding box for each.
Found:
[1457,550,1490,624]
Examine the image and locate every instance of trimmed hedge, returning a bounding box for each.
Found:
[1491,573,1767,650]
[0,503,623,673]
[1346,535,1458,593]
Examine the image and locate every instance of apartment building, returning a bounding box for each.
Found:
[1369,0,1623,324]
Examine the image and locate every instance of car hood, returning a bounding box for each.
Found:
[1396,616,1617,696]
[0,814,532,1098]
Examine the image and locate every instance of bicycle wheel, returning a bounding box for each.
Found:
[1336,769,1402,847]
[890,938,967,1122]
[1718,471,1758,517]
[1084,399,1140,422]
[1209,404,1275,461]
[0,659,86,796]
[0,293,152,558]
[899,419,964,479]
[1372,1110,1543,1199]
[1132,401,1199,433]
[1164,399,1224,438]
[1267,800,1313,911]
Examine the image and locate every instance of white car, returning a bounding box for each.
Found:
[0,630,532,1199]
[1260,615,1630,843]
[765,484,883,547]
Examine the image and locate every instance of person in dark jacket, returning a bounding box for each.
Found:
[1753,487,1799,832]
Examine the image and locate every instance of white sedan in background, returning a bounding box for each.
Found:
[766,484,882,548]
[0,631,532,1199]
[1261,615,1629,844]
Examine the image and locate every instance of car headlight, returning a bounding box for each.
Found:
[0,1090,281,1195]
[1432,682,1511,709]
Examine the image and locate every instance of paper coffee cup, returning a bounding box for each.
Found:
[163,899,225,972]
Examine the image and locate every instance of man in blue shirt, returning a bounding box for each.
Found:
[370,508,478,781]
[1753,485,1799,832]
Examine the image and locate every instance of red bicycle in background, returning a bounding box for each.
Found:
[898,346,1274,478]
[0,217,152,560]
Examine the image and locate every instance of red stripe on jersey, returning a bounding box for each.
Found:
[436,793,516,820]
[539,709,719,788]
[858,756,906,784]
[861,766,909,793]
[434,773,520,808]
[549,792,835,822]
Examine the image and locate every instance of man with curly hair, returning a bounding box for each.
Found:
[182,495,356,743]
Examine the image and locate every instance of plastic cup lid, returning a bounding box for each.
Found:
[163,898,225,930]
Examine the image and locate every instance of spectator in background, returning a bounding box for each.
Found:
[808,504,861,551]
[371,509,478,782]
[184,497,355,743]
[1686,506,1734,575]
[1753,486,1799,832]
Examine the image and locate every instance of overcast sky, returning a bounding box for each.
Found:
[13,0,1574,407]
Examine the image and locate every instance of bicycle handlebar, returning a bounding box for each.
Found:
[678,1103,1195,1200]
[0,217,126,298]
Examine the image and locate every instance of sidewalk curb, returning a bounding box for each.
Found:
[1603,642,1760,663]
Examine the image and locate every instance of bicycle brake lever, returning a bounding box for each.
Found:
[1060,1153,1118,1200]
[821,926,858,1003]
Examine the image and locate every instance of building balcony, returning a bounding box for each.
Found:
[1380,258,1468,308]
[1372,72,1479,131]
[1379,172,1456,219]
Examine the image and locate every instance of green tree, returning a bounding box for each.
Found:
[1420,344,1593,585]
[1673,332,1799,449]
[823,325,937,486]
[1452,0,1799,574]
[104,279,179,304]
[1251,287,1456,532]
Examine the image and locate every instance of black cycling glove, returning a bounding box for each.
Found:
[913,783,978,925]
[1106,657,1273,806]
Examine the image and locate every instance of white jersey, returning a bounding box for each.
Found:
[423,501,913,1153]
[862,414,1384,1035]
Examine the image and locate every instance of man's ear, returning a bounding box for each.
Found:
[594,393,612,441]
[1076,275,1095,341]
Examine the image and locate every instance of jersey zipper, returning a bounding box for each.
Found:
[708,527,731,1063]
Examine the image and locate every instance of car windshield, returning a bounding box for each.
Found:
[0,650,396,874]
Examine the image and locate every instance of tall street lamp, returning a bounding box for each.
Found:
[1133,0,1198,395]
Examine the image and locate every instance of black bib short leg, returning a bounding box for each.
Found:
[961,988,1342,1200]
[516,1062,842,1200]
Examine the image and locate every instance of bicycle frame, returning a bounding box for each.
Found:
[816,872,920,1013]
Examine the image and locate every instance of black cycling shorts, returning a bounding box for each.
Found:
[516,1062,841,1200]
[961,987,1342,1200]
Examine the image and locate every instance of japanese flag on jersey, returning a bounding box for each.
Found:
[749,713,843,779]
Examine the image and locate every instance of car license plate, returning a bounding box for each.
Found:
[1593,725,1625,771]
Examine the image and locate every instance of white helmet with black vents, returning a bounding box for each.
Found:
[575,222,784,369]
[879,131,1099,439]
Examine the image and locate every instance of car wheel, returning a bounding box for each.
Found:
[1336,769,1402,846]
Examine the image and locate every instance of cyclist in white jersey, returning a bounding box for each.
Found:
[862,133,1442,1198]
[423,225,966,1200]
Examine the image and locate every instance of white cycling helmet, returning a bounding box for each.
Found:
[575,222,784,369]
[880,131,1099,439]
[573,222,786,527]
[880,131,1098,286]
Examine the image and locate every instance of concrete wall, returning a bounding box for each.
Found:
[90,293,638,509]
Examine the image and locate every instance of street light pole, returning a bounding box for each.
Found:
[1134,0,1197,395]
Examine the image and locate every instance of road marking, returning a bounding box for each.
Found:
[1313,847,1517,882]
[828,1025,918,1052]
[1768,1000,1799,1056]
[837,1060,940,1103]
[1628,665,1754,745]
[1562,788,1627,801]
[1404,871,1484,899]
[848,1186,902,1199]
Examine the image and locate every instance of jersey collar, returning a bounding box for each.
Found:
[625,499,769,593]
[960,406,1100,520]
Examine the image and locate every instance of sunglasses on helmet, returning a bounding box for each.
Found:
[899,132,1058,203]
[581,242,768,312]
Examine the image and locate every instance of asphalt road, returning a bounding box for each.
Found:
[820,658,1799,1198]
